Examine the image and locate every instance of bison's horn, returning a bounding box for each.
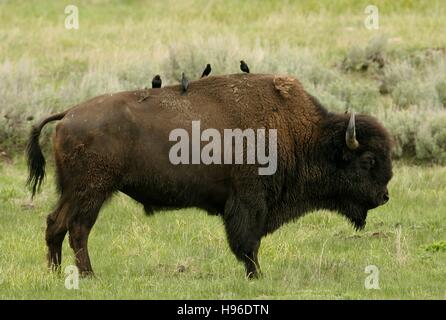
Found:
[345,112,359,150]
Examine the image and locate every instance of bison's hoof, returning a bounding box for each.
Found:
[80,270,95,278]
[246,271,261,280]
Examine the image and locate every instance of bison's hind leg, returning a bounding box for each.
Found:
[67,190,112,277]
[46,196,70,272]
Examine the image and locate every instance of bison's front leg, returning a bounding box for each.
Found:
[223,193,266,279]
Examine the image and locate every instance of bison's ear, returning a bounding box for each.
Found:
[341,148,356,162]
[359,152,376,170]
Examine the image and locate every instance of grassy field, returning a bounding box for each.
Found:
[0,160,445,299]
[0,0,445,299]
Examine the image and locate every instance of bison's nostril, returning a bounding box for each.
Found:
[383,192,389,203]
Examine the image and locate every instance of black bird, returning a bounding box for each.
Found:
[152,75,162,88]
[181,72,189,95]
[240,60,250,73]
[201,64,211,78]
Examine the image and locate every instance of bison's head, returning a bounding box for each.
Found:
[319,112,393,230]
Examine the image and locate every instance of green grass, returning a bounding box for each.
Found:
[0,159,445,299]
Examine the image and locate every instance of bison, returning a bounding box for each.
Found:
[27,74,393,279]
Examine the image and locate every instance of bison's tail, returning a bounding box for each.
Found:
[26,111,67,199]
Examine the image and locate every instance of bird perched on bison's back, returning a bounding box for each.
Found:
[201,64,212,78]
[151,75,162,88]
[240,60,250,73]
[181,72,189,95]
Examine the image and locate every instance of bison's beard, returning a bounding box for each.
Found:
[340,204,368,231]
[348,212,367,230]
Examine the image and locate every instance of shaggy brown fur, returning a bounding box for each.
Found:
[27,74,393,278]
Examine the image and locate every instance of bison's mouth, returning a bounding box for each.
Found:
[365,197,388,211]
